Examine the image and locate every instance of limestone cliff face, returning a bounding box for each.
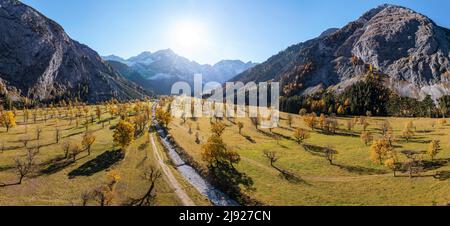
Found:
[0,0,149,103]
[232,4,450,100]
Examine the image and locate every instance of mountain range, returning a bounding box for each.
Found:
[231,4,450,100]
[103,51,257,95]
[0,0,151,104]
[0,1,449,105]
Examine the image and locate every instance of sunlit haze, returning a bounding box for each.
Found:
[169,20,211,61]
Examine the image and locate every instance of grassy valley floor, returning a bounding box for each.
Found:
[0,103,206,206]
[168,112,450,206]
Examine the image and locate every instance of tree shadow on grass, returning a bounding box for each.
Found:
[135,143,149,168]
[135,156,148,169]
[4,145,23,151]
[68,150,124,178]
[38,142,59,149]
[242,134,256,143]
[63,131,84,139]
[279,126,294,131]
[208,162,258,205]
[64,126,76,131]
[272,131,294,141]
[303,144,326,157]
[138,143,149,151]
[0,181,20,188]
[416,130,433,134]
[97,118,110,125]
[256,129,277,138]
[277,171,310,185]
[335,164,387,175]
[402,137,431,144]
[39,156,75,175]
[433,133,446,137]
[434,171,450,181]
[226,118,236,125]
[0,165,14,172]
[420,159,449,172]
[304,144,387,175]
[316,130,359,138]
[9,139,24,144]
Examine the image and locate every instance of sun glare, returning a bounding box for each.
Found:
[171,21,208,55]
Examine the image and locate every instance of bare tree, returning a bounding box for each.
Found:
[15,148,39,184]
[35,142,42,153]
[55,127,61,143]
[80,191,91,206]
[82,132,96,156]
[263,150,297,180]
[91,185,114,206]
[80,170,120,206]
[19,135,31,148]
[70,143,83,161]
[286,115,293,128]
[401,150,424,179]
[127,167,162,206]
[36,126,43,140]
[346,120,354,131]
[324,147,338,165]
[380,120,392,136]
[195,132,201,144]
[1,142,5,153]
[263,150,280,168]
[403,160,423,179]
[62,140,72,159]
[32,110,38,124]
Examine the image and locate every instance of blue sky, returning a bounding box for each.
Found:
[22,0,450,65]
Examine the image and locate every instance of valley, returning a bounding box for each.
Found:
[0,102,209,206]
[163,100,450,206]
[0,0,449,207]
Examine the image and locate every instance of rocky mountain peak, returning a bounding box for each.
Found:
[105,50,257,94]
[319,28,339,38]
[232,4,450,100]
[0,0,149,103]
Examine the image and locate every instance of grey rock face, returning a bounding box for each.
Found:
[0,0,149,103]
[106,60,156,95]
[232,4,450,100]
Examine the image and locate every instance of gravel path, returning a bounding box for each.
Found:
[150,133,195,206]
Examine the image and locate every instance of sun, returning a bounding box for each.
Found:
[171,21,208,54]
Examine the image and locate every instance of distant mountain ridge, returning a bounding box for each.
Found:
[103,50,257,94]
[0,0,150,104]
[231,4,450,100]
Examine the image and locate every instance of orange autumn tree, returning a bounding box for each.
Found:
[210,121,226,136]
[82,132,97,155]
[370,139,394,165]
[113,120,135,151]
[85,170,121,206]
[360,131,373,146]
[95,106,102,121]
[303,113,317,130]
[293,128,310,146]
[402,121,415,142]
[201,122,240,169]
[1,111,16,132]
[427,139,441,161]
[156,107,172,128]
